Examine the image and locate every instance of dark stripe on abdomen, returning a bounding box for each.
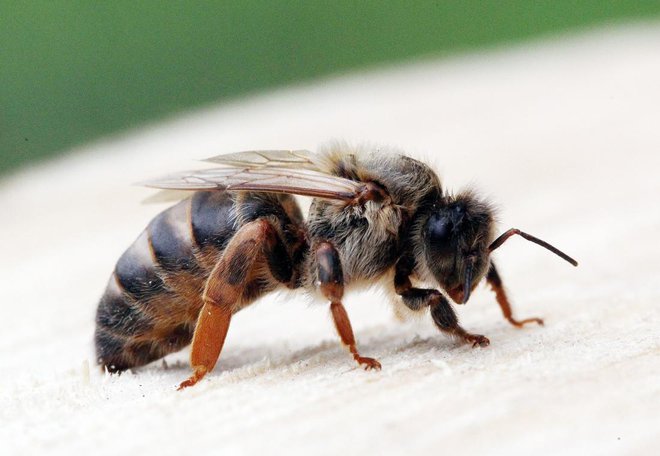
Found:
[96,275,154,336]
[191,191,236,249]
[148,199,197,272]
[115,230,166,300]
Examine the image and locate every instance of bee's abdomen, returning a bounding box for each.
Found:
[114,230,167,301]
[148,199,197,272]
[96,276,154,336]
[95,274,163,372]
[190,191,236,250]
[95,191,239,372]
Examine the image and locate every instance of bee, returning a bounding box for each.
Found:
[94,143,577,389]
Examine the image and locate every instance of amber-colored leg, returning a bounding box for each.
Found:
[316,242,381,370]
[178,219,293,390]
[487,262,543,328]
[178,303,232,390]
[330,301,381,370]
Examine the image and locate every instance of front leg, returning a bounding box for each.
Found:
[487,262,544,328]
[429,295,489,347]
[394,257,489,347]
[316,242,381,370]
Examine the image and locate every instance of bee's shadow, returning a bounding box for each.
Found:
[139,327,466,378]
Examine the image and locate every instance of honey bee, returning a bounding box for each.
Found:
[95,143,577,389]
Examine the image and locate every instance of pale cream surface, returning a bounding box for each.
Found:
[1,23,659,456]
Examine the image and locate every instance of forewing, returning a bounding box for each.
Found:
[142,167,363,201]
[203,149,320,170]
[140,189,193,205]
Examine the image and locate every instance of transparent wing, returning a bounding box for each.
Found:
[142,167,363,201]
[140,189,192,205]
[203,149,321,170]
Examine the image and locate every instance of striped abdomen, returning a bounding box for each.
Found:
[95,191,237,372]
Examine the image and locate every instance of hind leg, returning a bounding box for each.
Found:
[178,219,294,390]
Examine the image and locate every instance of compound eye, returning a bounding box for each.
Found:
[428,213,453,246]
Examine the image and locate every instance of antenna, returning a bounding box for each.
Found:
[489,229,578,267]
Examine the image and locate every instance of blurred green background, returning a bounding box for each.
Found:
[2,1,660,175]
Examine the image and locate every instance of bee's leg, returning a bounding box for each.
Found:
[178,219,292,390]
[316,242,382,370]
[487,262,544,328]
[178,299,232,390]
[394,257,443,311]
[394,260,489,347]
[429,294,490,347]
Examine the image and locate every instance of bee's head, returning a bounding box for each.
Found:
[422,190,578,304]
[423,191,495,304]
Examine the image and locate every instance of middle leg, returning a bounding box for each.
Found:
[316,241,381,370]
